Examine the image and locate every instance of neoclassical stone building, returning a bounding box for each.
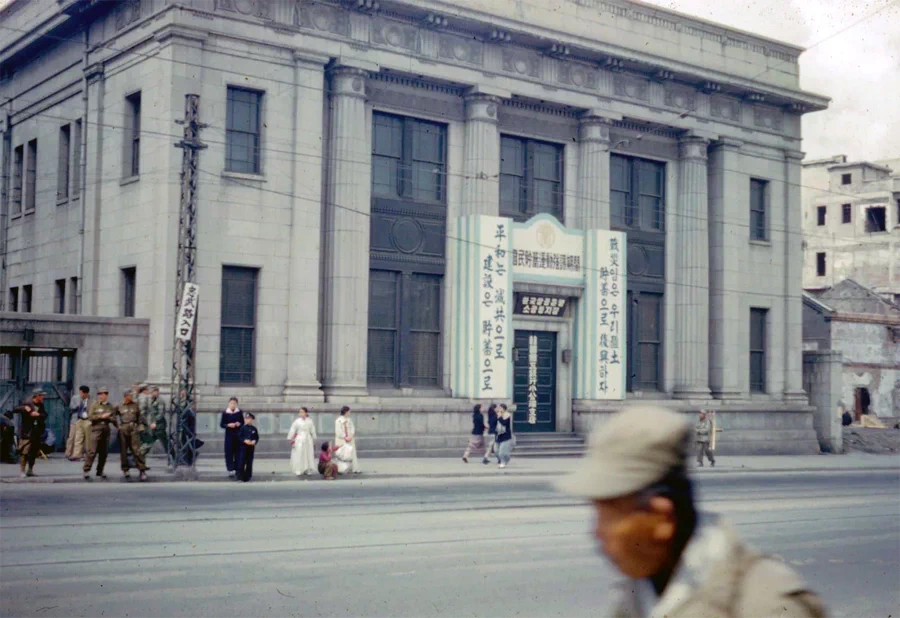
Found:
[1,0,829,454]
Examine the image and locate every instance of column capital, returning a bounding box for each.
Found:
[710,136,743,152]
[294,50,331,68]
[578,110,618,144]
[783,149,805,162]
[464,86,510,123]
[678,134,710,161]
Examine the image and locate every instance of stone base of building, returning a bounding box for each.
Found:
[192,397,820,457]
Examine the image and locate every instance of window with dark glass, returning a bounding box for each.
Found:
[226,87,263,174]
[842,203,852,224]
[121,267,136,317]
[54,279,66,313]
[816,205,826,226]
[220,266,258,385]
[372,113,445,202]
[626,291,662,392]
[500,136,563,222]
[8,287,18,312]
[72,120,82,196]
[58,124,70,201]
[610,154,665,231]
[125,92,141,177]
[749,308,767,393]
[865,207,887,233]
[12,145,23,216]
[816,252,826,277]
[749,178,768,240]
[22,284,33,313]
[25,140,37,213]
[841,173,851,185]
[69,277,78,314]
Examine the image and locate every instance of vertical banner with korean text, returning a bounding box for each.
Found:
[175,283,200,342]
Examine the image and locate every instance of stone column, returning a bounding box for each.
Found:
[321,60,377,397]
[708,138,745,400]
[577,111,614,230]
[461,86,508,216]
[284,52,330,401]
[783,149,807,402]
[673,134,711,400]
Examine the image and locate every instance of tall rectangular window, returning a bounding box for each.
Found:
[58,124,71,201]
[816,252,826,277]
[8,287,18,312]
[626,291,662,392]
[841,173,851,185]
[125,92,141,177]
[367,271,442,387]
[69,277,78,314]
[865,207,887,233]
[72,120,82,196]
[610,154,665,231]
[220,266,258,384]
[500,136,563,222]
[816,205,826,226]
[12,145,23,216]
[749,178,767,240]
[25,139,37,213]
[749,308,767,393]
[121,267,136,317]
[372,112,446,203]
[22,284,33,313]
[54,279,66,313]
[842,203,852,224]
[226,87,262,174]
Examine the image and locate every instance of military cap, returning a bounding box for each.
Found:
[97,386,110,394]
[558,405,691,501]
[32,389,46,396]
[244,412,256,420]
[123,389,134,397]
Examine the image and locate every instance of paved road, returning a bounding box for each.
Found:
[1,470,898,617]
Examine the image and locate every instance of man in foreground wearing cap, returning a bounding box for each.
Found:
[14,389,48,478]
[115,390,149,481]
[83,387,116,481]
[559,405,826,618]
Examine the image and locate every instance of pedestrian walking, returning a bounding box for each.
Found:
[140,386,168,459]
[462,404,485,463]
[695,410,715,467]
[66,385,91,460]
[334,406,360,474]
[558,405,827,618]
[83,387,115,481]
[115,390,148,481]
[484,403,499,464]
[235,412,259,482]
[14,389,47,478]
[319,441,338,480]
[220,397,244,478]
[287,407,317,477]
[495,403,514,468]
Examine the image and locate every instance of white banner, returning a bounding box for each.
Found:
[477,217,512,398]
[175,283,200,342]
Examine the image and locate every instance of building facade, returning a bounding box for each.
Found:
[801,155,900,303]
[1,0,829,454]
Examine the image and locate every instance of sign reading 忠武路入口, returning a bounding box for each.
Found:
[452,214,625,401]
[175,283,200,342]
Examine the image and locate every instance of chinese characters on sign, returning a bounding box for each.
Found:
[175,283,200,342]
[597,236,624,398]
[527,335,538,425]
[479,221,510,396]
[511,217,584,283]
[511,249,581,273]
[515,294,567,316]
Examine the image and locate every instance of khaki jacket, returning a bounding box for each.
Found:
[88,401,117,426]
[695,419,712,443]
[115,402,143,427]
[610,516,826,618]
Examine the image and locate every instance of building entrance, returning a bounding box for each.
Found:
[513,331,557,433]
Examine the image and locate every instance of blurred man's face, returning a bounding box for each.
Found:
[98,392,108,402]
[33,395,44,405]
[592,495,675,579]
[124,394,133,403]
[699,412,707,421]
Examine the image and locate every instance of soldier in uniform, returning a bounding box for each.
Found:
[140,385,168,459]
[115,390,149,481]
[695,410,716,467]
[83,387,115,481]
[559,406,826,618]
[14,389,48,478]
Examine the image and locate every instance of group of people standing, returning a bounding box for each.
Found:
[462,403,514,468]
[219,402,361,482]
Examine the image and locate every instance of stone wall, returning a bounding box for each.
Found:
[803,350,843,453]
[831,320,900,417]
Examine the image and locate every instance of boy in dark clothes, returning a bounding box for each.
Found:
[236,413,259,482]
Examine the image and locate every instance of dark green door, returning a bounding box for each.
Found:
[513,331,557,433]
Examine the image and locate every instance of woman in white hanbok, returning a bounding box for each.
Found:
[287,407,317,476]
[334,406,360,474]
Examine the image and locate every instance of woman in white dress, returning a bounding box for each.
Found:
[334,406,360,474]
[287,407,317,477]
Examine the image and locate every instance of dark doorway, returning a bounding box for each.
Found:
[513,331,557,433]
[854,387,871,420]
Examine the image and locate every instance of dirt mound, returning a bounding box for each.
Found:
[842,427,900,454]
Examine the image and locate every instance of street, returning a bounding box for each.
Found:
[1,469,898,618]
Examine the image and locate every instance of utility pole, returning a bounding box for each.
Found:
[169,94,206,479]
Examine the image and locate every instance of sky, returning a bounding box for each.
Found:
[641,0,900,162]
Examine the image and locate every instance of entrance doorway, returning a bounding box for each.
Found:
[513,331,557,433]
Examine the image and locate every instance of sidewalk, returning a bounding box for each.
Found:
[2,452,898,484]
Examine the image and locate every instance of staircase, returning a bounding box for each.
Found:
[513,433,586,458]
